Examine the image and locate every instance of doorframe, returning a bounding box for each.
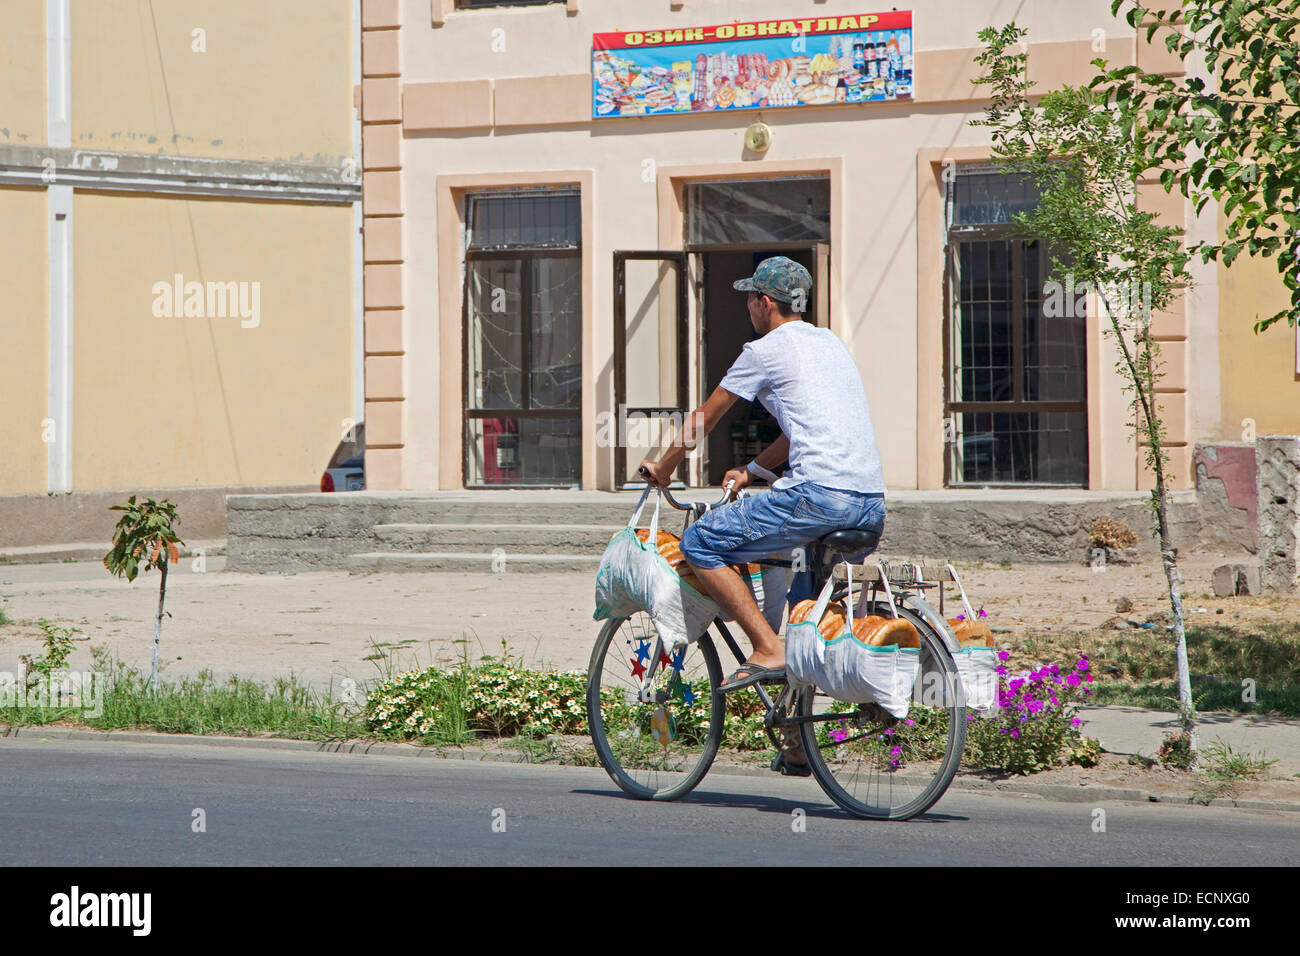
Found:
[435,171,595,490]
[917,147,1106,490]
[612,250,689,487]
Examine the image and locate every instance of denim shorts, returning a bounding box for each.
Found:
[679,483,885,606]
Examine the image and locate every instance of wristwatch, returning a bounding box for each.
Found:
[746,460,780,483]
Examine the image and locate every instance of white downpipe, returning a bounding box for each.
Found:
[47,0,73,494]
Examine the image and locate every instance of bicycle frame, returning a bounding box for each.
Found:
[631,479,964,727]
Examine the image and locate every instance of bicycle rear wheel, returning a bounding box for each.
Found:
[586,612,724,800]
[798,600,966,820]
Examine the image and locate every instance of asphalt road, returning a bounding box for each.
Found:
[1,737,1295,866]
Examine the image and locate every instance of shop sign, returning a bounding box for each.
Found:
[592,11,913,118]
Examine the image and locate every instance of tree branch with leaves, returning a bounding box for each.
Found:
[1095,0,1300,334]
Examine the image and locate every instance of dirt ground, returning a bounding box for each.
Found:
[0,551,1293,684]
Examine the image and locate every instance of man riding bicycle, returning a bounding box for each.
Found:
[639,256,887,719]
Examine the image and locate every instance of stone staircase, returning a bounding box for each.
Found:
[225,487,1217,573]
[227,491,637,573]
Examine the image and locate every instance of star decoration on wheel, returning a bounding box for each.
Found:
[634,641,650,664]
[670,648,685,672]
[659,650,672,670]
[681,684,696,706]
[630,657,646,679]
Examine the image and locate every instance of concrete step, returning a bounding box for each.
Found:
[227,488,1214,573]
[346,551,604,574]
[372,523,622,553]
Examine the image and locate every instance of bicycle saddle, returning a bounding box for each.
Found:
[817,528,881,561]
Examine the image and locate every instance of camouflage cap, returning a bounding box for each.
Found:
[733,256,813,311]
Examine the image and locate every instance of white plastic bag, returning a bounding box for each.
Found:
[593,487,718,650]
[785,565,920,718]
[952,647,999,710]
[942,564,999,711]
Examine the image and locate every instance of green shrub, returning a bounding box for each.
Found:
[1158,730,1194,769]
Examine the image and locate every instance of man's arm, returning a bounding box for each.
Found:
[721,432,788,492]
[640,386,739,486]
[754,433,789,473]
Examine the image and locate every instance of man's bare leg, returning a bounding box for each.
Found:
[685,561,784,681]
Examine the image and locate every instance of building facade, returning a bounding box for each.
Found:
[361,0,1300,497]
[1,0,360,546]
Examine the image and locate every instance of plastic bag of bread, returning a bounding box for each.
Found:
[784,568,921,717]
[632,518,792,635]
[594,487,719,650]
[948,617,997,709]
[941,567,999,710]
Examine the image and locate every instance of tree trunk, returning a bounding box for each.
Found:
[1106,291,1197,761]
[151,559,168,696]
[1153,473,1198,761]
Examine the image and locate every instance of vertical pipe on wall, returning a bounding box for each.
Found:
[46,0,72,494]
[352,0,366,430]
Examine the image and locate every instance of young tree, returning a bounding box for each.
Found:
[1096,0,1300,334]
[104,497,184,694]
[973,24,1200,754]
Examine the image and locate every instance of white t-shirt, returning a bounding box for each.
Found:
[719,320,885,493]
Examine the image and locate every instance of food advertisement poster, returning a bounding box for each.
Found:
[592,12,912,119]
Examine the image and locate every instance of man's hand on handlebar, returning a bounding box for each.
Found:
[638,459,672,488]
[722,467,752,496]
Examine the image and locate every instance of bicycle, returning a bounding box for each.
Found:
[586,482,968,821]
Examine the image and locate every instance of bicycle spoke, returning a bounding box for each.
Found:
[588,613,723,799]
[800,600,966,820]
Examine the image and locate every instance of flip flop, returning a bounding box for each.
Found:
[770,751,812,777]
[721,660,786,692]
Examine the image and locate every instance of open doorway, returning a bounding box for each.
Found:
[699,248,819,486]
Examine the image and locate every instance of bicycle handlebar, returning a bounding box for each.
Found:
[637,466,736,512]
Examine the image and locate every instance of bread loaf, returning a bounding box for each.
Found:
[790,600,920,648]
[788,599,847,640]
[948,618,995,647]
[633,528,760,590]
[851,615,921,649]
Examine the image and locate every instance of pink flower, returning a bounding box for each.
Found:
[1072,717,1083,727]
[997,650,1011,661]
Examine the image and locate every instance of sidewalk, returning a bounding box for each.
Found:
[1,556,1297,775]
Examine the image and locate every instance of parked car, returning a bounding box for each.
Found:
[321,423,365,492]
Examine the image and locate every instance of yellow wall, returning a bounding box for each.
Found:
[0,0,46,146]
[0,188,50,494]
[71,0,352,163]
[1217,209,1300,438]
[72,191,354,491]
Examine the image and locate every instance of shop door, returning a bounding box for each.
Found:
[613,251,689,487]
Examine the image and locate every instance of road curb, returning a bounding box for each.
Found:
[6,724,1298,811]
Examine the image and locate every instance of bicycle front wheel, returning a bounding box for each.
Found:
[798,601,966,820]
[586,612,725,801]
